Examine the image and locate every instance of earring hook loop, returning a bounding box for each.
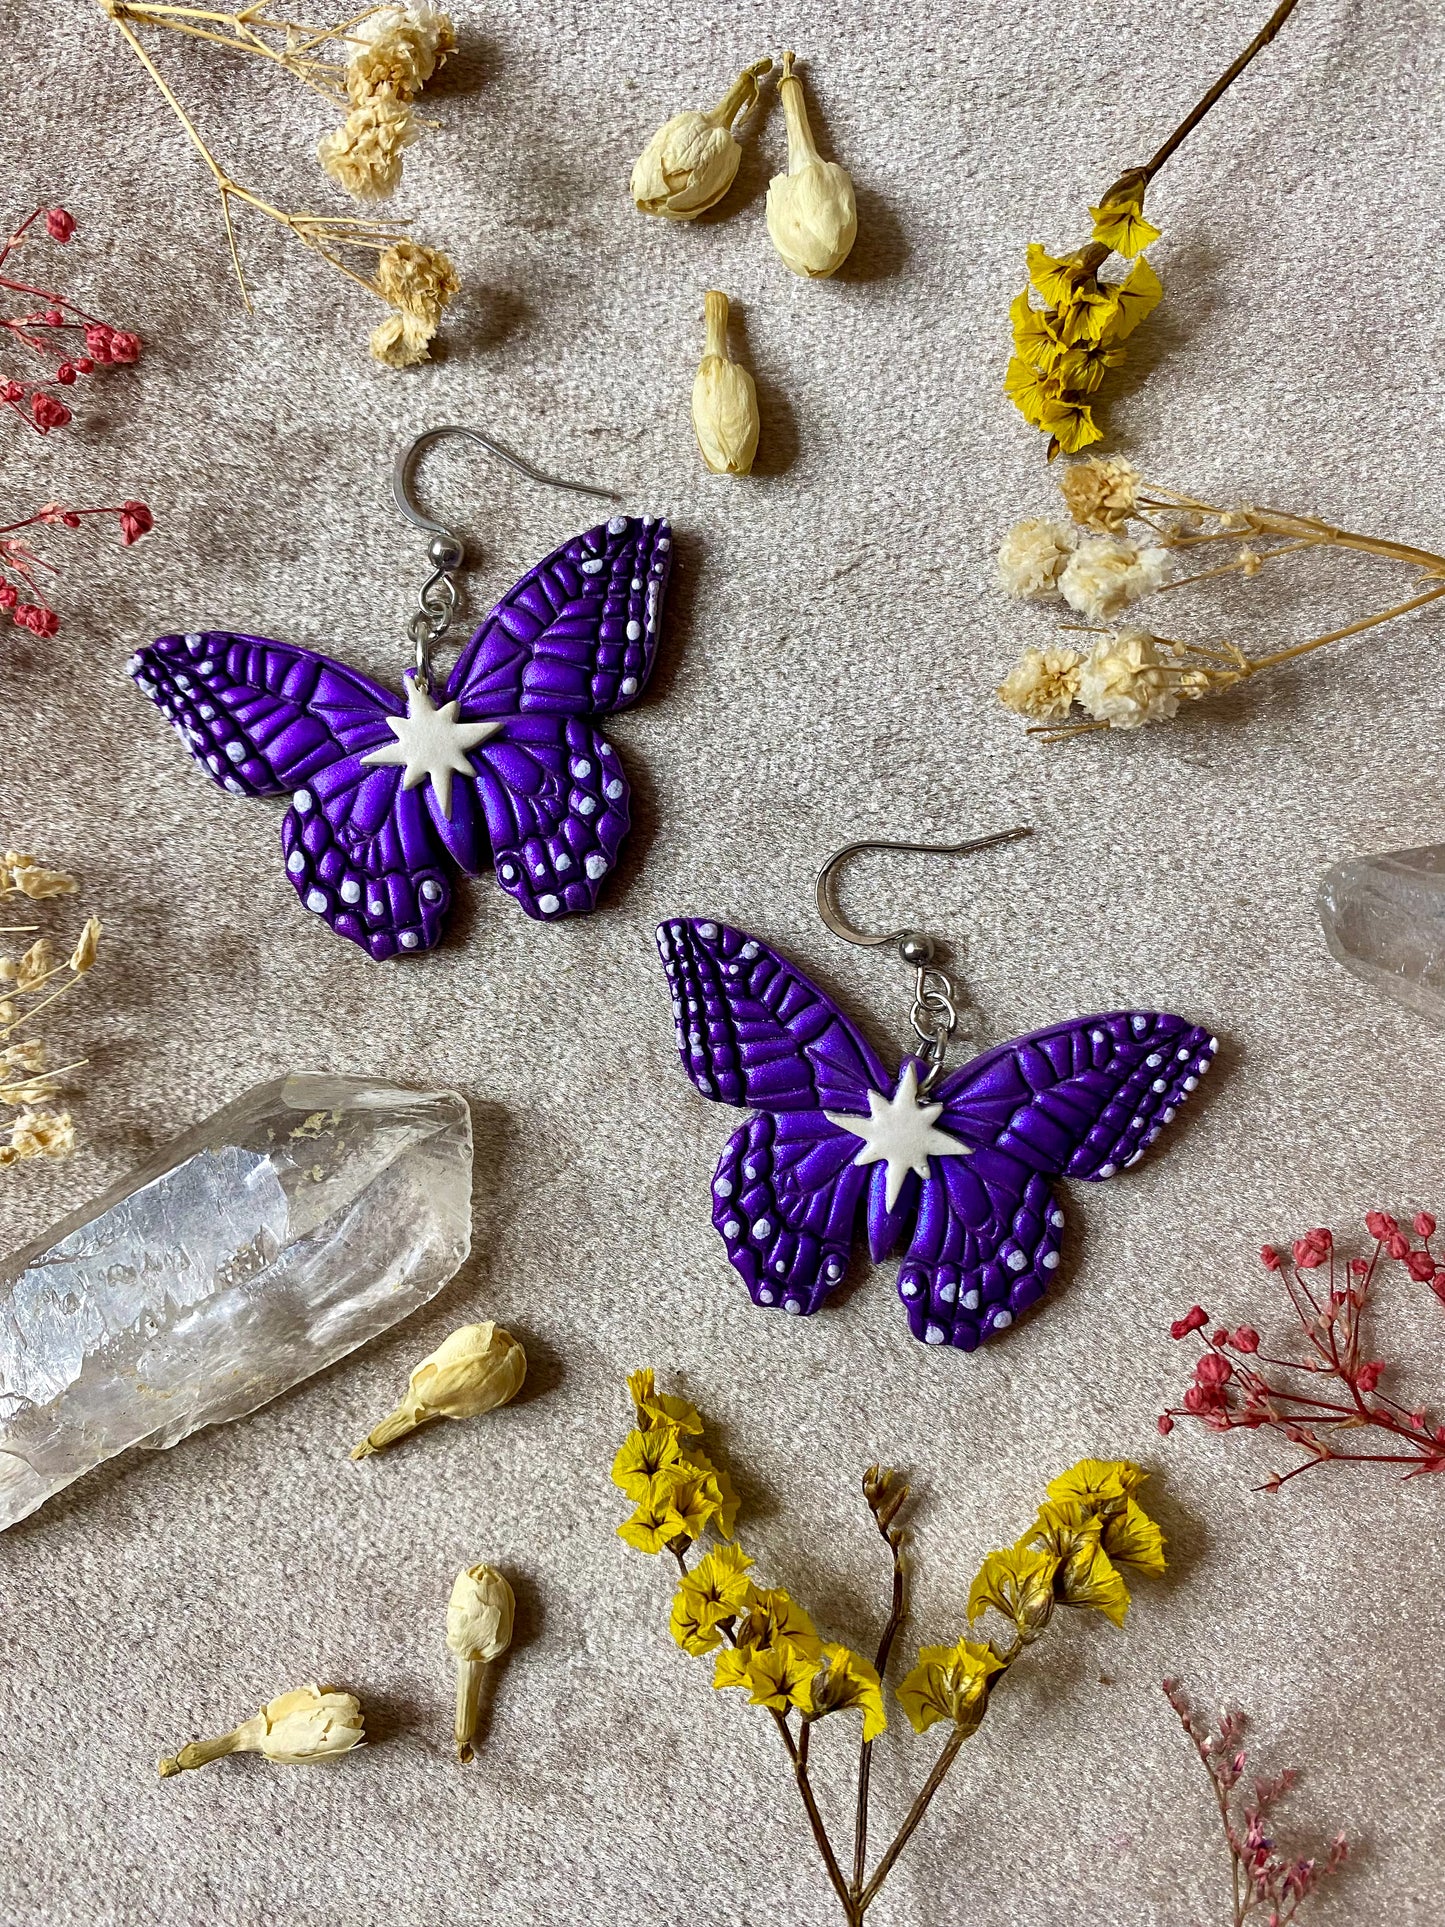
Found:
[392,424,621,690]
[814,827,1034,952]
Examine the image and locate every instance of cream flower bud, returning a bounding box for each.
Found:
[158,1684,364,1777]
[631,60,772,220]
[351,1321,527,1459]
[447,1563,515,1762]
[765,52,856,279]
[691,291,759,476]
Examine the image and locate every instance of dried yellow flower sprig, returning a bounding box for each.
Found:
[0,855,102,1168]
[995,457,1445,740]
[93,3,461,365]
[446,1562,514,1762]
[614,1373,1164,1926]
[766,52,856,279]
[158,1683,365,1776]
[1006,0,1301,457]
[691,290,760,476]
[631,59,773,220]
[351,1321,527,1459]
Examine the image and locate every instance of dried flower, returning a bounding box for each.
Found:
[1076,629,1188,730]
[446,1561,514,1762]
[351,1320,527,1459]
[318,94,417,200]
[0,501,152,638]
[765,52,856,279]
[996,518,1075,598]
[343,3,456,103]
[0,862,102,1165]
[5,853,75,900]
[1058,537,1168,621]
[158,1684,365,1776]
[1163,1216,1445,1488]
[95,7,460,361]
[631,59,772,220]
[996,646,1082,721]
[0,207,142,438]
[616,1376,1164,1924]
[1163,1678,1348,1924]
[1005,4,1301,454]
[375,240,459,325]
[691,290,759,476]
[369,310,433,368]
[1058,454,1141,532]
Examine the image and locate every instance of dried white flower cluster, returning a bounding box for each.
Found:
[997,468,1169,623]
[0,855,101,1166]
[368,239,462,368]
[319,4,457,201]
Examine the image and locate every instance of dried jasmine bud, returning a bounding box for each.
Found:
[158,1684,364,1777]
[691,291,760,477]
[351,1321,527,1460]
[765,51,857,279]
[446,1562,515,1762]
[631,59,772,220]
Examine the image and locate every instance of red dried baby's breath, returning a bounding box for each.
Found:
[1161,1215,1445,1491]
[1,207,142,437]
[0,502,154,638]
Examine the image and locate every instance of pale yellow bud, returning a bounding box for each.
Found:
[447,1562,515,1763]
[631,60,772,219]
[765,52,857,279]
[351,1321,527,1459]
[691,291,759,477]
[67,916,101,975]
[158,1684,364,1776]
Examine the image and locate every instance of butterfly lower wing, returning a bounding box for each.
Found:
[445,516,671,719]
[131,631,451,961]
[893,1012,1218,1348]
[712,1111,871,1314]
[473,715,630,919]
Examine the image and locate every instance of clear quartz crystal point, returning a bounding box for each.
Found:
[0,1074,472,1530]
[1319,844,1445,1025]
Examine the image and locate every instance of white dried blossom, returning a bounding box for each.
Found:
[1057,455,1142,532]
[1076,629,1183,730]
[996,519,1076,599]
[1058,537,1168,622]
[344,4,456,102]
[447,1562,515,1763]
[158,1684,365,1776]
[996,647,1083,721]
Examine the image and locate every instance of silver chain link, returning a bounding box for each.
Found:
[406,565,460,691]
[909,963,959,1093]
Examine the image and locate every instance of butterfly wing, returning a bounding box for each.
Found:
[131,631,452,960]
[473,715,631,919]
[656,919,891,1313]
[444,515,671,720]
[891,1012,1218,1348]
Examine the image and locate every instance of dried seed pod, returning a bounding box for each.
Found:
[351,1321,527,1459]
[631,59,772,220]
[691,291,759,477]
[765,52,857,279]
[158,1684,364,1776]
[446,1562,515,1762]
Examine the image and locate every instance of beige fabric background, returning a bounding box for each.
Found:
[2,2,1443,1921]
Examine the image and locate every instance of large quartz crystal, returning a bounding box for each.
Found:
[1319,844,1445,1025]
[0,1074,472,1530]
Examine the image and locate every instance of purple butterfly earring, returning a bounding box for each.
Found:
[656,828,1219,1350]
[130,424,673,960]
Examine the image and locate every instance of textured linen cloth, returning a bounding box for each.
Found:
[2,3,1444,1922]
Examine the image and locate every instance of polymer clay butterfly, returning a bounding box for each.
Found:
[130,512,672,960]
[656,916,1217,1349]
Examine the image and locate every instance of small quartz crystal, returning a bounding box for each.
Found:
[0,1074,473,1529]
[1319,844,1445,1025]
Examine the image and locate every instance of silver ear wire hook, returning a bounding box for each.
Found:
[814,827,1033,1089]
[391,424,622,690]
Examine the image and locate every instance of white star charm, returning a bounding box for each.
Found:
[359,678,503,820]
[825,1063,971,1210]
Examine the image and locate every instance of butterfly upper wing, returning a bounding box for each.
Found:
[656,918,892,1314]
[131,632,452,961]
[891,1012,1218,1348]
[445,515,671,720]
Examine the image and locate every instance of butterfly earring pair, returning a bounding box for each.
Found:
[131,424,673,960]
[657,829,1219,1351]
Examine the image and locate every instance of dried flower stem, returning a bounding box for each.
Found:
[851,1466,908,1896]
[1163,1678,1348,1925]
